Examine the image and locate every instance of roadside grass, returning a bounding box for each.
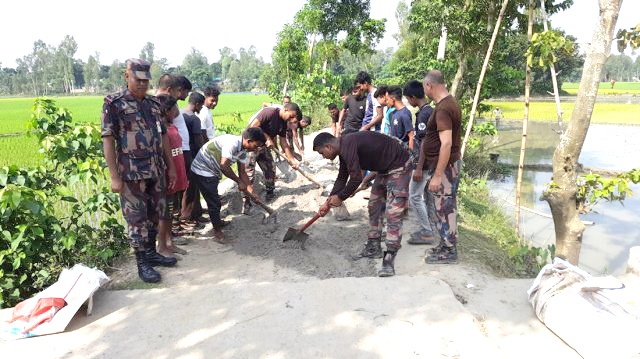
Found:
[0,93,271,166]
[484,100,640,124]
[458,180,547,278]
[562,81,640,95]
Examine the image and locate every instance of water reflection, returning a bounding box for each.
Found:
[487,121,640,275]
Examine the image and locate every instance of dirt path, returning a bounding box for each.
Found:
[0,130,582,358]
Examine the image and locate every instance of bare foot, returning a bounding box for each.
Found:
[158,249,177,259]
[213,230,231,244]
[168,245,187,255]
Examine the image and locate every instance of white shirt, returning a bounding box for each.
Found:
[190,135,249,177]
[173,112,190,151]
[197,106,215,140]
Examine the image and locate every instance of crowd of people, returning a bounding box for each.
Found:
[101,59,461,283]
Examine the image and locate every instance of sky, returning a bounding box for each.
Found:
[0,0,638,69]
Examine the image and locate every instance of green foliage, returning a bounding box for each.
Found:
[290,66,341,112]
[28,98,73,140]
[616,23,640,52]
[458,178,553,277]
[0,99,126,308]
[526,30,575,68]
[576,169,640,213]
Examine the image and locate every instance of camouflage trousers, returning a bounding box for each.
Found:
[119,176,166,252]
[245,147,276,193]
[368,160,412,251]
[425,160,461,246]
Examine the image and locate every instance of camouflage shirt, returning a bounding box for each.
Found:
[101,89,167,181]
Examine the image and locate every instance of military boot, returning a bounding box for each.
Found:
[135,251,161,283]
[425,245,458,264]
[145,239,178,267]
[378,250,397,277]
[351,239,383,260]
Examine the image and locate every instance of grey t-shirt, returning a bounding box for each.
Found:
[190,134,249,177]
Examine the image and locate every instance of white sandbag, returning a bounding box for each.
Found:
[527,258,640,359]
[0,264,109,340]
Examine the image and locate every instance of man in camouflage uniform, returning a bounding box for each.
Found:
[415,70,463,264]
[313,131,412,277]
[244,103,300,209]
[101,58,178,283]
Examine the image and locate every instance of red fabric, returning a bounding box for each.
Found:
[166,125,188,194]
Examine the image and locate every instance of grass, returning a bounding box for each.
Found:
[0,135,43,167]
[484,100,640,124]
[561,81,640,95]
[0,93,271,167]
[458,181,548,278]
[0,94,271,134]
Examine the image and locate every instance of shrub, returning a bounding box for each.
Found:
[0,99,126,308]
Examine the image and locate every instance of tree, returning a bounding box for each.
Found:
[393,1,411,45]
[181,48,211,88]
[150,58,169,87]
[56,35,78,94]
[603,54,635,81]
[105,60,124,92]
[542,0,622,264]
[219,47,236,81]
[139,42,155,64]
[295,0,385,72]
[271,24,308,96]
[83,53,101,93]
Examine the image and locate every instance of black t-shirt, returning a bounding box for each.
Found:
[389,107,413,144]
[254,107,286,138]
[183,113,202,153]
[342,95,366,132]
[330,131,410,200]
[414,103,434,154]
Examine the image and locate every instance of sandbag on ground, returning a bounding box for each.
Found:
[528,258,640,359]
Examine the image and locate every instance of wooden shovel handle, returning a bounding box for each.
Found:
[243,190,275,215]
[271,147,323,188]
[299,212,322,233]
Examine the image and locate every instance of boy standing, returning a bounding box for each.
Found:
[328,103,340,137]
[180,92,205,223]
[197,86,220,142]
[386,85,414,150]
[155,94,189,257]
[403,80,436,245]
[101,59,178,283]
[357,71,383,132]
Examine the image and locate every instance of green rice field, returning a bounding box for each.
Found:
[0,93,270,167]
[2,91,639,167]
[561,81,640,95]
[484,100,640,124]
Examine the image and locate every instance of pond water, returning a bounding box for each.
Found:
[486,121,640,275]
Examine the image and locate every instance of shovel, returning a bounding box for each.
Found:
[283,212,322,249]
[243,190,278,224]
[272,147,324,189]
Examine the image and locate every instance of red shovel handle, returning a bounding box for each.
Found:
[299,212,322,233]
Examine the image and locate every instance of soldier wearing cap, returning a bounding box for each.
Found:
[101,58,179,283]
